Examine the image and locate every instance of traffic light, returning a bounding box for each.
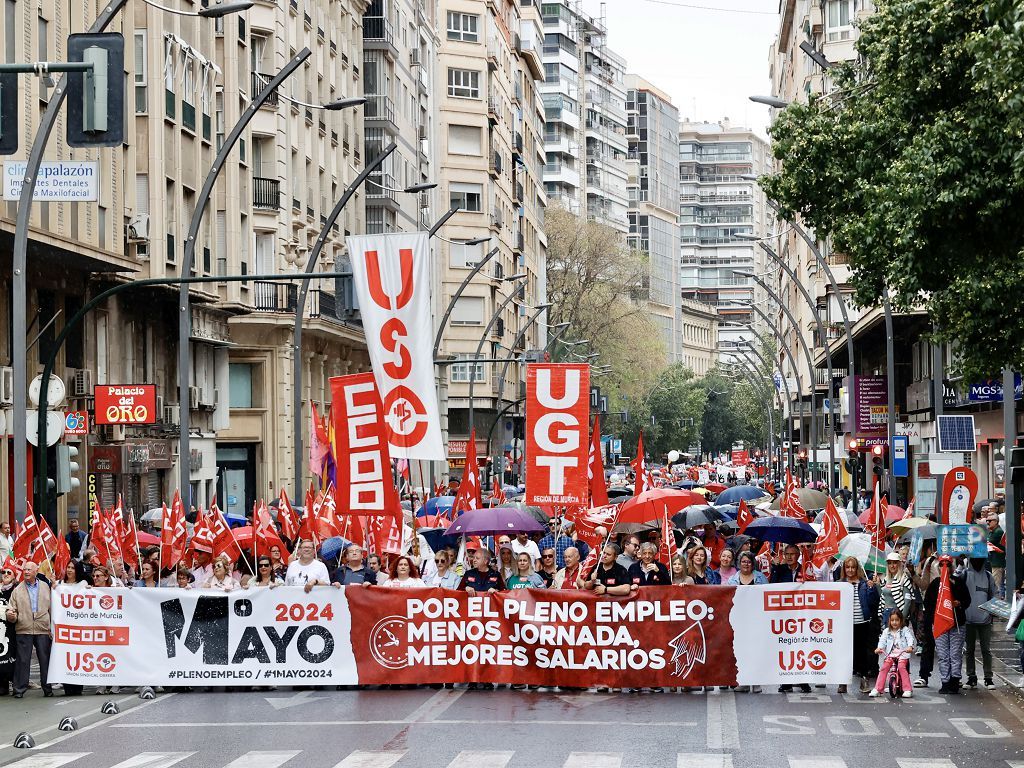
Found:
[66,33,125,147]
[871,444,885,478]
[56,444,82,495]
[847,438,860,455]
[0,73,18,155]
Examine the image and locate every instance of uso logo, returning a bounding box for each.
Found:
[779,649,828,671]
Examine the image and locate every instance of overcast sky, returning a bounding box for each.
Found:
[580,0,779,138]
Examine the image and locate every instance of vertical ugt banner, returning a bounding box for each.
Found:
[330,373,402,519]
[525,364,590,506]
[347,233,444,459]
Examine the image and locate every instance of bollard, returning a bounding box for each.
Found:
[100,700,119,714]
[138,686,155,700]
[57,716,78,732]
[13,732,35,749]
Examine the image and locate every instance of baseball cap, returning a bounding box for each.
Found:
[885,552,902,562]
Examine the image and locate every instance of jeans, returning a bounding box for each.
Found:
[965,622,993,681]
[935,626,966,684]
[875,656,911,693]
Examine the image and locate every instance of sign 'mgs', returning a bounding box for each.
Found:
[347,233,444,459]
[525,364,590,506]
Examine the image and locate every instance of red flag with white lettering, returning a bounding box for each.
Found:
[868,477,887,554]
[813,496,849,568]
[588,414,609,507]
[13,506,38,561]
[632,432,651,495]
[330,372,403,519]
[255,500,287,557]
[781,469,807,520]
[277,488,300,542]
[736,499,755,534]
[208,499,242,563]
[54,530,71,582]
[933,558,956,639]
[452,429,482,517]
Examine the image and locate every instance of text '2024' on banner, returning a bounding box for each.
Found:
[50,584,852,688]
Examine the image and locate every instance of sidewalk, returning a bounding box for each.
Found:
[986,630,1022,688]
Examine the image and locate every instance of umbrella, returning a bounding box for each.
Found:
[135,531,160,547]
[897,524,937,543]
[692,488,713,497]
[858,505,906,526]
[618,488,708,523]
[713,504,739,520]
[888,516,931,534]
[141,508,164,523]
[607,487,633,499]
[492,502,548,524]
[612,520,660,535]
[671,505,726,530]
[444,507,546,537]
[769,487,829,511]
[671,480,697,489]
[418,527,450,552]
[319,536,353,561]
[743,517,817,545]
[716,485,771,505]
[420,496,455,517]
[812,507,864,531]
[726,534,752,550]
[837,533,892,572]
[705,482,727,494]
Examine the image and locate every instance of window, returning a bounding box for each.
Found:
[826,0,853,41]
[447,11,479,42]
[449,182,483,212]
[134,32,147,113]
[447,68,480,99]
[448,124,482,155]
[229,363,254,408]
[449,239,486,268]
[450,355,485,383]
[450,296,484,325]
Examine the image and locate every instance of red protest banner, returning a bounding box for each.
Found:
[330,372,402,518]
[525,364,590,506]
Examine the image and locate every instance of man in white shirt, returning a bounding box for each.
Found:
[510,531,542,569]
[285,540,331,593]
[190,546,214,586]
[0,522,13,562]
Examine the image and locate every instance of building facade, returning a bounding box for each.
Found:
[539,0,629,232]
[679,298,719,378]
[678,119,770,353]
[625,75,681,364]
[435,0,547,478]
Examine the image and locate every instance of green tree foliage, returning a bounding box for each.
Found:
[761,0,1024,377]
[617,363,707,458]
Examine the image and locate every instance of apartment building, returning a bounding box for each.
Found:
[436,0,547,474]
[0,0,374,523]
[625,75,682,364]
[678,120,770,354]
[539,0,629,232]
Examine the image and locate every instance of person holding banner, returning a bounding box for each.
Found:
[424,550,460,589]
[250,557,284,588]
[333,546,378,587]
[133,561,160,588]
[459,548,505,594]
[687,546,721,585]
[381,556,426,588]
[671,555,690,585]
[553,547,584,590]
[628,542,671,586]
[285,540,332,592]
[840,556,880,694]
[0,567,17,696]
[727,552,767,586]
[582,545,635,596]
[204,559,240,592]
[8,562,53,698]
[716,549,737,583]
[506,553,547,590]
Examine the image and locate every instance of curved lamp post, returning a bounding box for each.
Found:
[718,360,778,472]
[725,343,793,470]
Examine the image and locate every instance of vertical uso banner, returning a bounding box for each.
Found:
[346,233,444,459]
[330,373,402,518]
[525,364,590,506]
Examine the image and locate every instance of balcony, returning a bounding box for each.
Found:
[512,131,523,157]
[253,281,297,312]
[487,96,500,124]
[363,16,397,56]
[513,231,525,253]
[366,172,400,212]
[364,94,398,134]
[251,73,279,108]
[513,180,524,203]
[489,150,502,178]
[252,177,281,210]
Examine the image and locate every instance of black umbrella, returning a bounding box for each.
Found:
[973,498,998,514]
[671,505,726,530]
[608,487,633,498]
[612,520,660,535]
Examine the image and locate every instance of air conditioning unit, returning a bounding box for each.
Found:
[164,404,181,426]
[189,386,200,410]
[72,369,93,398]
[409,49,421,67]
[127,213,150,242]
[200,388,216,410]
[104,424,126,442]
[0,366,12,406]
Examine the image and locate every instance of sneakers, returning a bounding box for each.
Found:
[902,690,913,698]
[868,689,880,697]
[984,679,997,690]
[858,677,870,693]
[913,677,928,688]
[965,677,978,689]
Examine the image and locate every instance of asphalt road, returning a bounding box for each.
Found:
[0,680,1021,768]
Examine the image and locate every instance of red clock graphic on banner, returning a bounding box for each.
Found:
[369,616,408,670]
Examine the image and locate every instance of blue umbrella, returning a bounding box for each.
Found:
[319,536,353,561]
[716,485,770,505]
[420,496,455,517]
[672,480,697,489]
[744,516,817,545]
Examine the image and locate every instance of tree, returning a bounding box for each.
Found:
[761,1,1024,378]
[617,363,706,458]
[545,205,664,403]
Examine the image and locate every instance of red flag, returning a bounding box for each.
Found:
[488,480,507,506]
[452,430,482,516]
[632,432,650,495]
[765,481,776,497]
[933,559,956,639]
[54,530,71,581]
[314,485,342,540]
[100,510,123,566]
[121,508,141,570]
[305,484,316,516]
[659,505,673,566]
[812,496,848,568]
[160,491,187,568]
[781,469,807,520]
[868,478,887,553]
[736,499,755,534]
[208,500,242,563]
[588,415,609,507]
[366,515,403,555]
[278,489,300,542]
[902,497,916,520]
[255,499,286,557]
[190,506,214,562]
[579,545,600,581]
[571,504,618,548]
[35,515,58,560]
[12,507,38,561]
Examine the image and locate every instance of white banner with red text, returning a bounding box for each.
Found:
[346,232,444,459]
[49,583,851,687]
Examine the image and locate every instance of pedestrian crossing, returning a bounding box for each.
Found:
[7,753,1022,768]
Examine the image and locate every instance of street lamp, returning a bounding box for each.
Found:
[289,146,435,495]
[748,95,789,109]
[465,282,536,433]
[718,358,779,471]
[10,0,250,522]
[432,244,505,359]
[727,343,796,471]
[143,0,254,16]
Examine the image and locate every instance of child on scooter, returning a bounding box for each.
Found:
[870,611,915,698]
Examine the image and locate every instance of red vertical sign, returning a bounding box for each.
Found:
[525,364,590,506]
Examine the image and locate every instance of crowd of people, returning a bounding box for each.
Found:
[0,473,1021,699]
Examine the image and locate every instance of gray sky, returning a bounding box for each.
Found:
[580,0,779,138]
